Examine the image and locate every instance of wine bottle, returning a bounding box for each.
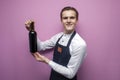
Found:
[29,22,37,53]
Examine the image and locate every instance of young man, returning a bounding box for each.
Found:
[25,6,87,80]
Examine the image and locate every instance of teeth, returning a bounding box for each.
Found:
[67,24,72,26]
[67,24,72,25]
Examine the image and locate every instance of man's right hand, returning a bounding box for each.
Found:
[33,52,50,64]
[25,20,34,31]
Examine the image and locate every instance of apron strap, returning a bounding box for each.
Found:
[56,34,63,44]
[56,31,76,47]
[67,31,76,47]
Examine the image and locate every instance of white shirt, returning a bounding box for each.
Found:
[37,32,87,79]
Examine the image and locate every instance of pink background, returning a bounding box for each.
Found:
[0,0,120,80]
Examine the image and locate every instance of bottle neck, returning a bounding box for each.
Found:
[30,22,35,31]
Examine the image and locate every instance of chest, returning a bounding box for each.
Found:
[58,35,71,46]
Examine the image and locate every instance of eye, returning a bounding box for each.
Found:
[70,16,75,19]
[62,17,68,19]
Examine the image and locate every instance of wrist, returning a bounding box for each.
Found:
[44,57,50,64]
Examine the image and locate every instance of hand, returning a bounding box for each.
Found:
[25,20,34,31]
[33,52,50,64]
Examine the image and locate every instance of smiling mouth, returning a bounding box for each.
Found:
[66,24,73,26]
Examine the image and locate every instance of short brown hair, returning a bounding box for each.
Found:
[60,6,79,20]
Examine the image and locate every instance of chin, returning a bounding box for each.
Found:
[65,29,74,34]
[66,28,74,31]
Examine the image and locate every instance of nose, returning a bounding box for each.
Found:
[67,18,71,22]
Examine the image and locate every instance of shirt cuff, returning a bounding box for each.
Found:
[48,61,55,67]
[48,60,58,70]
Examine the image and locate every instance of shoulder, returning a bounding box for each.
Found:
[49,32,63,43]
[71,33,87,48]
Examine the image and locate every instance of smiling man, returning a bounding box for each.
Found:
[25,6,87,80]
[61,7,78,34]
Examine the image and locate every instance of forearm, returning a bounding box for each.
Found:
[48,61,75,79]
[33,53,73,78]
[48,44,87,79]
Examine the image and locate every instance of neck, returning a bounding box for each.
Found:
[64,30,75,34]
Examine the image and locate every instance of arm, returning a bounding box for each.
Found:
[48,44,87,79]
[37,38,55,51]
[34,43,87,79]
[25,20,61,51]
[37,33,63,51]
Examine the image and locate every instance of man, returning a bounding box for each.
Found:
[25,6,87,80]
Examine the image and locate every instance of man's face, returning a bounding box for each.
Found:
[61,10,78,34]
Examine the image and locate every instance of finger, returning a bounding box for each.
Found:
[25,20,30,25]
[25,20,34,25]
[33,53,41,61]
[34,52,41,58]
[35,52,40,57]
[33,53,38,58]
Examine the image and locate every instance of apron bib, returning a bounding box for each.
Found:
[50,31,77,80]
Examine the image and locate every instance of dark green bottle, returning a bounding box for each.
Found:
[29,22,37,53]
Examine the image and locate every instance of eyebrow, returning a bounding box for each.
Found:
[62,16,76,19]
